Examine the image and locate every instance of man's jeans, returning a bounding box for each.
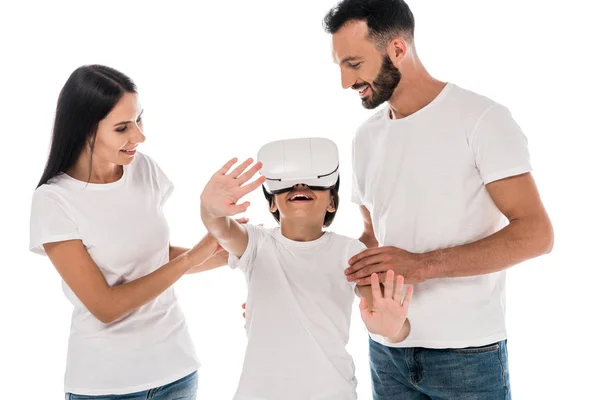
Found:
[369,338,511,399]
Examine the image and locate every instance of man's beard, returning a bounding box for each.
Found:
[359,55,401,110]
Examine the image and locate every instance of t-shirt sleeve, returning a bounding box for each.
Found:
[351,169,362,206]
[350,136,363,205]
[228,224,267,274]
[29,189,81,256]
[470,104,533,185]
[155,162,174,207]
[345,239,368,291]
[144,154,174,207]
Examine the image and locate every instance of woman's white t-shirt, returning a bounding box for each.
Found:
[29,152,199,395]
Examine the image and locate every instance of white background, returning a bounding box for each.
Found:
[1,0,598,398]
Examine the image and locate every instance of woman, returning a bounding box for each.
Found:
[30,65,222,399]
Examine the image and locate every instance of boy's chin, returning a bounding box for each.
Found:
[280,213,323,226]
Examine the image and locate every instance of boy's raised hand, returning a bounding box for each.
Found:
[201,158,266,218]
[359,270,413,342]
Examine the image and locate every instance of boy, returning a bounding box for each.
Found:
[200,138,412,400]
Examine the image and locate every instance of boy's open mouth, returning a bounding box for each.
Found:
[287,191,314,202]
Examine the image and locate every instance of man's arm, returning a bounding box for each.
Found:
[347,173,553,284]
[420,172,553,279]
[358,205,378,248]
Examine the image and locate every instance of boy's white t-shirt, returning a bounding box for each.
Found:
[351,83,532,349]
[29,152,199,395]
[229,224,366,400]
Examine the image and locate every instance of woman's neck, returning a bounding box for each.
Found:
[68,152,122,184]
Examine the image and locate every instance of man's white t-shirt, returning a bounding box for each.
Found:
[229,224,366,400]
[29,152,199,395]
[351,83,532,349]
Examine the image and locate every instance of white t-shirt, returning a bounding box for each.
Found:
[351,83,532,349]
[29,152,199,395]
[229,224,366,400]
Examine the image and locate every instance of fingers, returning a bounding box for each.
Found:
[237,162,263,185]
[240,175,267,196]
[359,297,368,313]
[219,158,238,175]
[383,270,394,299]
[229,202,251,215]
[229,158,254,178]
[402,285,414,309]
[345,253,387,277]
[346,260,389,283]
[370,273,382,301]
[348,246,386,266]
[357,272,386,286]
[392,274,405,302]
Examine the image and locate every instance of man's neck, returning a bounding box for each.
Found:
[387,66,447,120]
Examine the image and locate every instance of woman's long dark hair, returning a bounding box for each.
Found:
[37,65,137,188]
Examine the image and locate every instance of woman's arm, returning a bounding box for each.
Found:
[44,234,218,324]
[171,219,250,274]
[169,245,188,261]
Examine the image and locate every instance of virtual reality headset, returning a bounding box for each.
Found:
[257,137,339,195]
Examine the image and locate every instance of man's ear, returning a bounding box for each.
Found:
[387,36,408,66]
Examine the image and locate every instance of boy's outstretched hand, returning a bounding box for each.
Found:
[359,270,413,343]
[201,157,266,218]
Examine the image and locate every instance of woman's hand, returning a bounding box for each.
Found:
[185,233,221,267]
[187,218,251,273]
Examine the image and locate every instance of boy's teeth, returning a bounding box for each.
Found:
[291,194,309,200]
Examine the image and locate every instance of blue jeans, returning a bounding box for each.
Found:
[65,371,198,400]
[369,339,511,400]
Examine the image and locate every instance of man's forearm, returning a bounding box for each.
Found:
[420,215,553,280]
[359,232,378,249]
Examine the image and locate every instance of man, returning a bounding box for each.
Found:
[323,0,554,398]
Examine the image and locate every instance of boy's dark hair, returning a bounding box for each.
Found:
[323,0,415,50]
[262,178,341,227]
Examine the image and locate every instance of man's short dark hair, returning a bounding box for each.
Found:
[262,178,341,227]
[323,0,415,50]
